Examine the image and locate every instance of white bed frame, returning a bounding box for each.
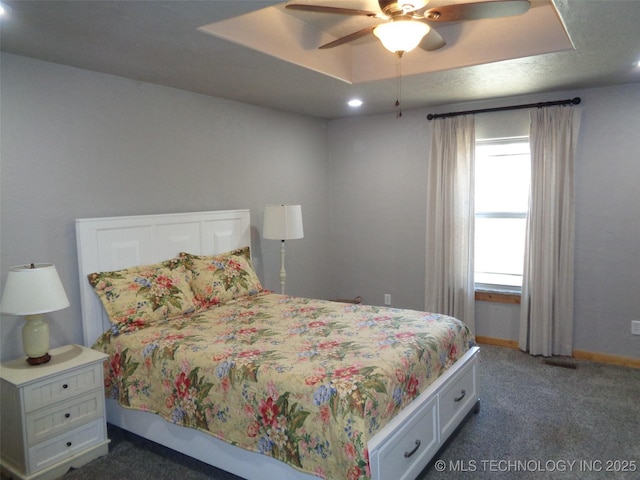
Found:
[76,210,479,480]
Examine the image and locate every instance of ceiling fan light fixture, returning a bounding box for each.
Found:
[373,20,429,55]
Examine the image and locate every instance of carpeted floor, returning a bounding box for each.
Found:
[6,345,638,480]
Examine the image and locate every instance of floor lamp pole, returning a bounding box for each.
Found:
[279,240,287,295]
[263,204,303,295]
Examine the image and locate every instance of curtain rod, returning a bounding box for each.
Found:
[426,97,581,120]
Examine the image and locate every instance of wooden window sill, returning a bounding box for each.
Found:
[475,290,521,305]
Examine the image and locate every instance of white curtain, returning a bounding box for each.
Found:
[425,115,476,332]
[519,106,581,356]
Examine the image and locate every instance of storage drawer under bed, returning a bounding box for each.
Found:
[373,395,440,480]
[367,347,479,480]
[439,359,478,440]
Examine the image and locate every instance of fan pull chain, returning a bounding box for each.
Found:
[395,58,402,118]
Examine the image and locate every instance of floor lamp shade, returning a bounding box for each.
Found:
[1,263,70,365]
[263,204,304,240]
[263,204,303,295]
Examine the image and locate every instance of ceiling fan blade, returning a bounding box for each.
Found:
[285,4,378,17]
[424,0,530,22]
[419,27,446,51]
[319,25,376,49]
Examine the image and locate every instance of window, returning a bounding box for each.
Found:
[474,138,530,290]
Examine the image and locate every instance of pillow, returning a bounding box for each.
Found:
[88,258,197,334]
[179,247,263,309]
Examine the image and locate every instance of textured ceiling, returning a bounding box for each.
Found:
[1,0,640,119]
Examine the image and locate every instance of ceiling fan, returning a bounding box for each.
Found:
[285,0,531,56]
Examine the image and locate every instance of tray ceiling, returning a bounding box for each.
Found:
[1,1,639,118]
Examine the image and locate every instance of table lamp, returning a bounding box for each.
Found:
[263,204,304,294]
[1,263,70,365]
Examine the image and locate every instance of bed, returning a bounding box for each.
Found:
[76,209,479,480]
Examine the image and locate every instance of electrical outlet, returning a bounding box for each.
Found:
[632,320,640,336]
[384,294,391,306]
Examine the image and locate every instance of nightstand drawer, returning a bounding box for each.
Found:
[27,418,105,474]
[26,389,104,446]
[23,363,103,413]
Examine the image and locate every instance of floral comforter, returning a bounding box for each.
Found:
[93,292,475,480]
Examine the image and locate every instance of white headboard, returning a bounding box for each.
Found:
[76,210,251,347]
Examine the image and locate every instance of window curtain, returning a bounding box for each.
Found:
[425,115,476,332]
[519,106,581,356]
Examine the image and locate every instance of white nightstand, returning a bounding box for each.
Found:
[0,344,110,480]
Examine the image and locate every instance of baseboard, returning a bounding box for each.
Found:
[475,336,519,349]
[475,336,640,369]
[572,350,640,369]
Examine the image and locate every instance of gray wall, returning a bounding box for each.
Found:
[327,109,429,311]
[328,83,640,360]
[0,53,331,361]
[2,53,639,362]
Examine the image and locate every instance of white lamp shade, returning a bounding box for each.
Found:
[373,20,430,54]
[1,264,70,315]
[263,204,304,240]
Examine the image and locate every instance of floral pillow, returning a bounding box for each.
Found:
[179,247,263,310]
[88,258,197,334]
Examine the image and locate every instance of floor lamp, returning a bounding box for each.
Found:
[263,204,304,295]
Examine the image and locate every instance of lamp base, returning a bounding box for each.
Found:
[22,313,51,366]
[27,353,51,365]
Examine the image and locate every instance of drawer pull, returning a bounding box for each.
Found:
[62,384,69,389]
[66,441,72,447]
[454,389,466,402]
[65,413,71,418]
[404,439,421,458]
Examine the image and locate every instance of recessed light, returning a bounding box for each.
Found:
[348,99,363,108]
